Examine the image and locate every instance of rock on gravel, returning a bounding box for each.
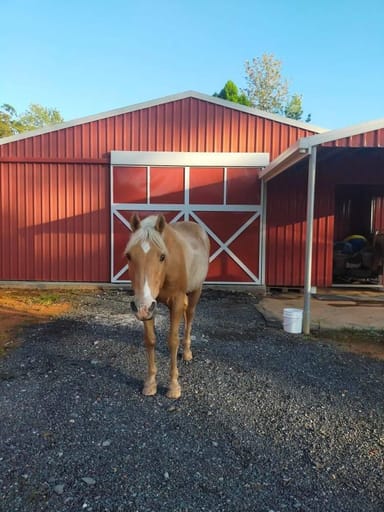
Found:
[0,288,383,512]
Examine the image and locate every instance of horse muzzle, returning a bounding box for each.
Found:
[131,300,157,321]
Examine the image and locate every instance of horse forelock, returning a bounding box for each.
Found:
[126,216,168,254]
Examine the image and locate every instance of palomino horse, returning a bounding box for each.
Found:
[125,214,210,399]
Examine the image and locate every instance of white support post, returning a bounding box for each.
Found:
[303,145,317,334]
[260,178,267,286]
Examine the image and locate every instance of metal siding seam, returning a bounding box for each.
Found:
[183,98,190,151]
[1,165,5,276]
[223,109,231,151]
[49,164,55,281]
[189,98,199,151]
[58,165,65,280]
[264,120,271,156]
[239,111,246,151]
[82,165,89,281]
[255,117,262,151]
[41,163,48,281]
[233,110,240,152]
[92,164,101,281]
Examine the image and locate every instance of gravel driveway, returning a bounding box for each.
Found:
[0,289,383,512]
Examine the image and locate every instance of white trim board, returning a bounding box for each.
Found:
[110,151,270,167]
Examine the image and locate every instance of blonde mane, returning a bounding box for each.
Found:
[126,215,168,254]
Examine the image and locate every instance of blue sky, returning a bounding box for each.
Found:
[2,0,383,130]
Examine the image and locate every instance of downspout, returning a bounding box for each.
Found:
[303,145,317,334]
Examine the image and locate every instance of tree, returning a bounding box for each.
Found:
[213,80,252,107]
[284,93,303,121]
[0,103,64,137]
[0,104,22,137]
[244,53,310,121]
[18,104,63,131]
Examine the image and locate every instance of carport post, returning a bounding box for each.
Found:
[303,145,317,334]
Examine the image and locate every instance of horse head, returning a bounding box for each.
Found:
[125,214,168,321]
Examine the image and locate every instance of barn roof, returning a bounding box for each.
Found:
[0,90,326,146]
[260,117,384,181]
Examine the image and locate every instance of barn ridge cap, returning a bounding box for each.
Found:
[0,90,326,146]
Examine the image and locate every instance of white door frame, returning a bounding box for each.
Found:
[110,151,269,284]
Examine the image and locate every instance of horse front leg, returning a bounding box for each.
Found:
[167,297,184,399]
[183,287,202,362]
[142,318,157,396]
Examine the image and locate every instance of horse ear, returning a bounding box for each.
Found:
[155,215,166,233]
[130,214,141,232]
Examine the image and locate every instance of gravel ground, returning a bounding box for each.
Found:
[0,288,383,512]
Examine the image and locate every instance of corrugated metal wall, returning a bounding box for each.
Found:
[0,96,317,283]
[0,162,109,281]
[266,166,308,286]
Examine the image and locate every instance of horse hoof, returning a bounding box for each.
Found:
[183,350,193,362]
[142,383,157,396]
[166,385,181,399]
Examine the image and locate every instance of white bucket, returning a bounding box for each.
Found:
[283,308,303,334]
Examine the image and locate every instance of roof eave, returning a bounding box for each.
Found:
[300,117,384,148]
[0,90,327,146]
[259,139,309,182]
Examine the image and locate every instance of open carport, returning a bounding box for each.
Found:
[261,119,384,332]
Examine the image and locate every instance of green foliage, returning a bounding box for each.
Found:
[0,104,22,137]
[213,80,252,107]
[245,54,289,114]
[26,292,61,306]
[284,93,304,120]
[18,104,63,130]
[243,53,311,122]
[0,103,64,137]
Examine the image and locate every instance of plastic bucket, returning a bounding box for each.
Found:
[283,308,303,334]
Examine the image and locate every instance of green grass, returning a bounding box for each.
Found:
[24,292,62,306]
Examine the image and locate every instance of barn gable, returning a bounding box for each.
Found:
[0,91,324,161]
[0,91,325,284]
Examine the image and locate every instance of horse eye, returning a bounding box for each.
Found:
[126,253,131,261]
[159,254,165,262]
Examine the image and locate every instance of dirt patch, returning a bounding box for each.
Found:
[312,328,384,360]
[0,289,72,355]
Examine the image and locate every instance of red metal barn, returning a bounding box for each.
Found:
[0,91,321,286]
[261,120,384,290]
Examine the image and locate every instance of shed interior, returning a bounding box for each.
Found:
[320,147,384,285]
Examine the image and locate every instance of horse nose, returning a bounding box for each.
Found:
[130,301,138,313]
[148,300,157,314]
